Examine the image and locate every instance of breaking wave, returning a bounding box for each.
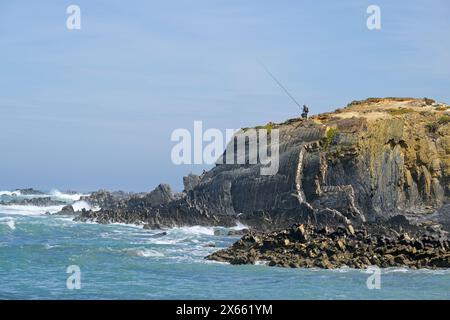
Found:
[173,226,215,236]
[0,189,91,216]
[123,248,165,258]
[0,204,64,216]
[50,190,87,201]
[72,200,94,212]
[231,221,248,230]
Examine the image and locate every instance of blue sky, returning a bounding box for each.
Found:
[0,0,449,192]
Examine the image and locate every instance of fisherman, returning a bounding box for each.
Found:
[301,105,309,119]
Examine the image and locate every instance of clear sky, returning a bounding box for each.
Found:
[1,0,449,192]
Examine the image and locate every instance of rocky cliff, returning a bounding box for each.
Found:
[76,98,450,235]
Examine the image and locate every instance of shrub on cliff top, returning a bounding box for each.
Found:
[426,122,439,133]
[426,115,449,133]
[424,97,435,105]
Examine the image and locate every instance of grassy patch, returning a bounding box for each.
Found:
[254,122,274,133]
[242,122,274,133]
[438,115,450,125]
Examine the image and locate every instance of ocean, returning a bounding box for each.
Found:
[0,190,449,300]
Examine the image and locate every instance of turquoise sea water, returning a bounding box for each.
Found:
[0,191,449,300]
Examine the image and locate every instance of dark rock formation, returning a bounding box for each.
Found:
[51,205,76,215]
[145,184,176,206]
[206,223,450,269]
[79,190,133,209]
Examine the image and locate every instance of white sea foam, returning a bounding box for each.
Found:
[384,267,409,274]
[0,204,64,216]
[0,217,16,230]
[6,219,15,230]
[152,238,180,245]
[203,259,229,265]
[44,244,60,249]
[230,221,249,230]
[174,225,215,236]
[72,200,95,212]
[109,222,143,228]
[123,248,164,258]
[49,190,88,201]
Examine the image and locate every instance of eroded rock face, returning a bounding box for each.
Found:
[144,184,176,206]
[76,98,449,233]
[183,174,201,192]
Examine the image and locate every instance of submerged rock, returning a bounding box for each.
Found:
[227,229,250,236]
[203,242,216,248]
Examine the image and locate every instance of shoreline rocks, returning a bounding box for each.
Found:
[206,223,450,269]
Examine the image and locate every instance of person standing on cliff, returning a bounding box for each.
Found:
[302,105,309,119]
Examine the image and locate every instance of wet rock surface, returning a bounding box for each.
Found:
[206,223,450,269]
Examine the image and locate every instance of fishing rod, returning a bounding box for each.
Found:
[259,61,302,109]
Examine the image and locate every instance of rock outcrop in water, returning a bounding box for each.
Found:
[206,223,450,269]
[0,197,66,207]
[79,190,136,209]
[14,188,45,195]
[76,97,449,236]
